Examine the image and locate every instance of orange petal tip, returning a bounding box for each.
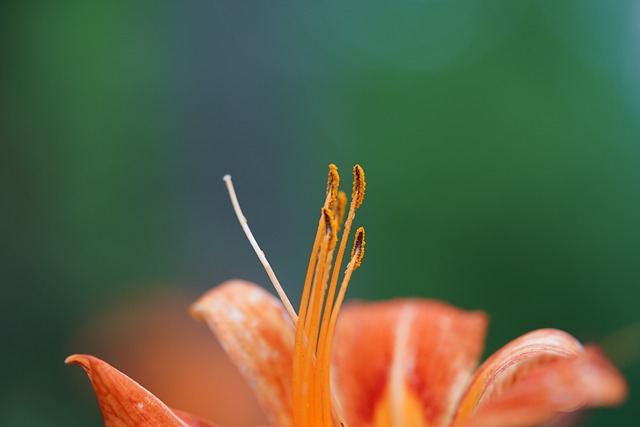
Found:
[65,354,89,366]
[65,353,190,426]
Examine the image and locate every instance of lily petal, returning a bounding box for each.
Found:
[452,329,627,427]
[331,299,488,427]
[452,346,627,427]
[454,328,582,422]
[66,354,217,427]
[190,280,295,427]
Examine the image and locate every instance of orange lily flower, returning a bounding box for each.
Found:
[67,165,627,427]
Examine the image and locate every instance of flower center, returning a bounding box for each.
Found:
[224,165,366,427]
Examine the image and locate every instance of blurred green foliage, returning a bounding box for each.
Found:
[2,1,639,425]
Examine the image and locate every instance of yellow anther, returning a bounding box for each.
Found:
[326,164,340,208]
[322,207,338,251]
[351,227,365,269]
[352,165,365,209]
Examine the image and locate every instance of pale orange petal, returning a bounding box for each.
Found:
[190,280,295,427]
[66,354,198,426]
[453,328,584,423]
[452,346,627,427]
[331,299,488,427]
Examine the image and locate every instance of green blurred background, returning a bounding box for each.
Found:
[2,1,639,425]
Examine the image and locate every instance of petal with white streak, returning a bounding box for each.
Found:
[331,299,488,427]
[190,280,295,427]
[453,330,627,427]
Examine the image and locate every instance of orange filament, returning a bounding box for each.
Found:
[294,165,366,427]
[319,227,365,423]
[293,168,339,425]
[301,210,336,424]
[315,167,365,426]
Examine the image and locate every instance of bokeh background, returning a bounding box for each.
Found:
[2,1,640,426]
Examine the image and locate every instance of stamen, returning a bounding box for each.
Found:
[225,165,364,427]
[293,166,340,426]
[223,175,297,322]
[319,227,366,425]
[301,209,336,425]
[303,209,335,335]
[314,166,366,426]
[293,212,326,427]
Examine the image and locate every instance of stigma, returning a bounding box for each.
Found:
[224,165,367,427]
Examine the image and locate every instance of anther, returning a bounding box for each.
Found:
[351,227,365,269]
[322,208,338,251]
[326,164,340,208]
[352,165,365,209]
